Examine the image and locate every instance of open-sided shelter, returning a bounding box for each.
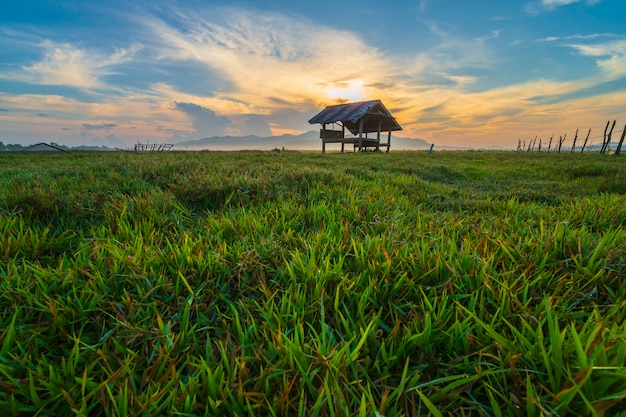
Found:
[308,100,402,153]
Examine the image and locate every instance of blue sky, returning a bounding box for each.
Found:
[1,0,625,148]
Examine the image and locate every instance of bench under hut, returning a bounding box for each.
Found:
[308,100,402,153]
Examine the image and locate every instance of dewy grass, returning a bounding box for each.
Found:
[0,151,625,416]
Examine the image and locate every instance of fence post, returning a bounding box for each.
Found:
[581,129,591,153]
[571,129,578,153]
[616,126,626,156]
[601,121,610,154]
[602,120,616,154]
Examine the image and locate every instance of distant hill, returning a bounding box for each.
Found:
[175,130,432,151]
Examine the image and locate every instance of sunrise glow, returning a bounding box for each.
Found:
[1,1,625,148]
[324,80,366,103]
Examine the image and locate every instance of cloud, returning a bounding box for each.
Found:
[80,123,120,144]
[144,7,386,110]
[526,0,602,14]
[82,123,118,132]
[4,40,140,90]
[542,0,601,6]
[405,24,498,85]
[566,40,626,57]
[156,125,192,140]
[526,0,603,14]
[0,91,193,144]
[539,33,607,42]
[229,114,272,137]
[174,102,272,137]
[175,102,231,138]
[566,39,626,78]
[391,75,626,147]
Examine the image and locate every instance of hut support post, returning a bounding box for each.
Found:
[358,119,364,152]
[386,129,391,153]
[376,118,382,152]
[322,123,326,153]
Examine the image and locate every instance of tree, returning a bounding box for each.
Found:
[6,143,24,151]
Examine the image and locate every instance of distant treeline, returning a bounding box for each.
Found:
[0,142,116,152]
[519,120,626,154]
[0,141,30,151]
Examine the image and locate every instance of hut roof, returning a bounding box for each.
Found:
[308,100,402,135]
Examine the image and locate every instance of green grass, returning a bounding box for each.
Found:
[1,150,625,416]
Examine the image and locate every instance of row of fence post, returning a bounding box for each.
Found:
[518,120,626,154]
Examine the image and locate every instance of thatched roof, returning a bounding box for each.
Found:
[308,100,402,135]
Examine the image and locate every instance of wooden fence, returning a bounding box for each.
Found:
[125,142,174,153]
[518,120,626,155]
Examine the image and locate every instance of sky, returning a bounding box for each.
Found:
[1,0,625,149]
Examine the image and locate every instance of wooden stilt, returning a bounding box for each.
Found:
[358,119,364,152]
[376,118,382,152]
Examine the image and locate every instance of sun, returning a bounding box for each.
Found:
[324,80,366,102]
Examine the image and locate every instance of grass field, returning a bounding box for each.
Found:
[1,150,625,416]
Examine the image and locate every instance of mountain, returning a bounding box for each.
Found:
[175,130,432,151]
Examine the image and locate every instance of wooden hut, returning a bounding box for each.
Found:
[308,100,402,153]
